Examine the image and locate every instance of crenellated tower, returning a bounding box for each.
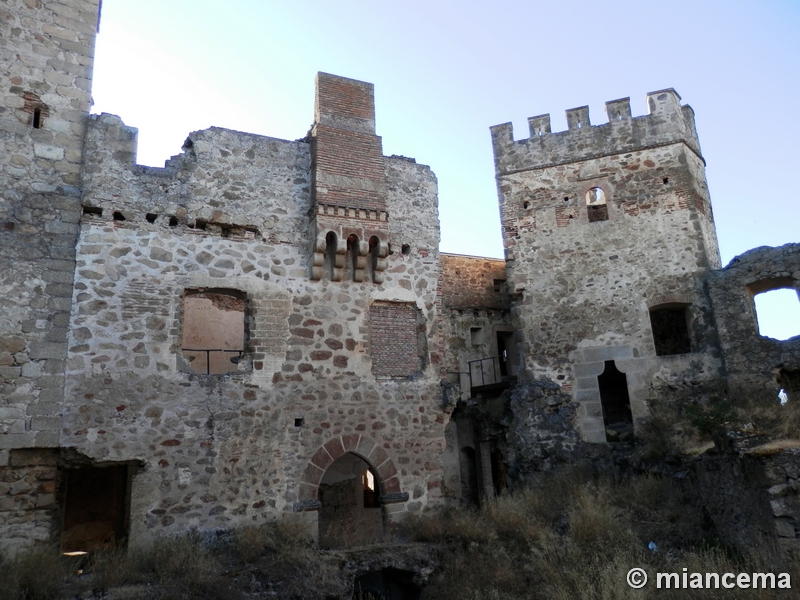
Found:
[491,89,722,442]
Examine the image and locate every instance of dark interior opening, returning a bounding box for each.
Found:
[778,369,800,403]
[145,213,157,223]
[597,360,633,441]
[650,306,691,356]
[168,216,179,227]
[353,568,421,600]
[347,234,359,280]
[587,204,608,222]
[61,464,131,553]
[496,332,514,377]
[318,452,383,548]
[490,448,507,496]
[32,108,42,129]
[112,211,125,221]
[459,446,479,505]
[325,231,338,280]
[82,206,102,217]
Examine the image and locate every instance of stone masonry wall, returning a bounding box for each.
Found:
[61,103,445,544]
[0,449,58,556]
[706,243,800,399]
[439,254,512,399]
[0,0,98,489]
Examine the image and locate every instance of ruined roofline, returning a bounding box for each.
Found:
[490,88,704,174]
[440,252,505,262]
[86,112,310,170]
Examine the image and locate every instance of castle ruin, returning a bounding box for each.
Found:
[1,0,799,556]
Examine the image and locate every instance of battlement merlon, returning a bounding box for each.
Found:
[490,89,704,175]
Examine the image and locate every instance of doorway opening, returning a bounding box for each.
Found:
[318,452,383,548]
[60,464,132,554]
[597,360,634,441]
[496,332,515,377]
[459,446,479,505]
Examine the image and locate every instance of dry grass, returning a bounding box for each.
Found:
[402,469,798,600]
[3,469,797,599]
[747,439,800,456]
[0,545,69,600]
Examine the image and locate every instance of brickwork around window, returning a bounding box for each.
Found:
[369,302,421,377]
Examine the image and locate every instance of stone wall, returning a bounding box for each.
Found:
[0,449,58,556]
[439,254,511,399]
[706,243,800,399]
[0,0,99,457]
[58,77,446,545]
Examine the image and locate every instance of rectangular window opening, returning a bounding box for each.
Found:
[650,306,691,356]
[181,289,246,375]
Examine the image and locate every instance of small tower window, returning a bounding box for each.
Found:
[650,304,691,356]
[586,187,608,222]
[32,108,42,129]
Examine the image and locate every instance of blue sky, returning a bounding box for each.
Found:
[90,0,799,339]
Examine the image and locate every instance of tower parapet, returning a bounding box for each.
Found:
[491,89,702,175]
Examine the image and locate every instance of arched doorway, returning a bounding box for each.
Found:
[318,452,383,548]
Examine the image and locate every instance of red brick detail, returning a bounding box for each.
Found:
[303,463,325,487]
[369,302,421,377]
[555,206,577,227]
[377,460,397,482]
[323,437,346,461]
[383,476,401,494]
[311,446,333,470]
[355,436,375,458]
[312,73,387,214]
[368,445,389,468]
[341,434,360,452]
[316,73,375,124]
[298,482,318,502]
[300,435,403,502]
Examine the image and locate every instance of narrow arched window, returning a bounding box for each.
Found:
[368,236,380,283]
[324,231,338,280]
[346,233,359,281]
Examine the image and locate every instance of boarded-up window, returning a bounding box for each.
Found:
[181,290,245,374]
[369,302,422,377]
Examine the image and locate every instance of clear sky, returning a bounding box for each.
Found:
[90,0,799,339]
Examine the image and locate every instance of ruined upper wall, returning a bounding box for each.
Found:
[440,254,509,311]
[491,89,703,175]
[82,114,313,245]
[707,243,800,395]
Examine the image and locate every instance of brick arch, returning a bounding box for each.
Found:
[297,434,401,505]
